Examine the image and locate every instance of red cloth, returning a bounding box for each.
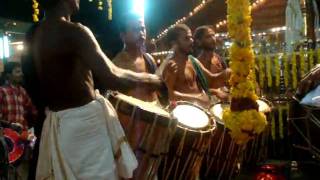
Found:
[0,84,37,128]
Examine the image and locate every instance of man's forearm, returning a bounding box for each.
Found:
[111,67,163,93]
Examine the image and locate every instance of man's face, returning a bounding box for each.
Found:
[176,29,194,55]
[199,28,216,50]
[11,66,23,84]
[122,18,146,46]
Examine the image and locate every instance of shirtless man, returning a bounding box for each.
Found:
[113,13,163,179]
[113,12,157,102]
[161,24,230,109]
[24,0,162,179]
[194,26,229,102]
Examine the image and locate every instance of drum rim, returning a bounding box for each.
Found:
[209,98,273,114]
[168,101,216,133]
[107,91,171,118]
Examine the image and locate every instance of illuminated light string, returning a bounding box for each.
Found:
[215,0,268,30]
[107,0,112,20]
[154,0,212,41]
[98,0,104,11]
[149,0,267,40]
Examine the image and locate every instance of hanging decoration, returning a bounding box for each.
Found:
[308,49,314,71]
[32,0,40,22]
[283,54,289,88]
[299,48,306,77]
[222,0,267,145]
[107,0,112,20]
[215,0,267,30]
[258,54,265,89]
[292,52,298,89]
[98,0,104,10]
[274,55,280,87]
[266,55,272,87]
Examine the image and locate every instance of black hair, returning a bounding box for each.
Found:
[3,62,21,77]
[193,25,213,41]
[166,24,190,47]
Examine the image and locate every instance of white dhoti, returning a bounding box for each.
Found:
[36,91,137,180]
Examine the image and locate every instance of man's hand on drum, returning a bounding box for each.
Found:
[297,64,320,96]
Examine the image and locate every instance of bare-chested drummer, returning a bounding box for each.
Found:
[194,26,229,102]
[161,24,231,109]
[113,12,158,102]
[112,12,164,179]
[24,0,162,179]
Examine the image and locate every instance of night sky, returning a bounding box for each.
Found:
[0,0,202,56]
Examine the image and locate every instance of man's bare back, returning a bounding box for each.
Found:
[32,19,162,111]
[32,20,96,111]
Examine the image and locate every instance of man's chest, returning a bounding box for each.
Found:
[176,63,197,85]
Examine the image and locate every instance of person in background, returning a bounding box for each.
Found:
[193,26,229,102]
[0,62,37,180]
[160,24,231,109]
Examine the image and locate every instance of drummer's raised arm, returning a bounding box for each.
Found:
[74,24,162,94]
[193,58,231,89]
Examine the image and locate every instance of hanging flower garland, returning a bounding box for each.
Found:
[223,0,267,145]
[32,0,40,22]
[308,49,314,71]
[283,54,289,88]
[258,54,265,89]
[266,54,272,87]
[299,48,306,77]
[292,52,297,89]
[274,55,280,87]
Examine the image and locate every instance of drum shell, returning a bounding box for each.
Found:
[158,114,215,180]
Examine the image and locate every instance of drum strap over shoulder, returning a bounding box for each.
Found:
[189,55,212,97]
[143,53,157,74]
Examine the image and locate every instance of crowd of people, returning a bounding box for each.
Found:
[0,0,319,179]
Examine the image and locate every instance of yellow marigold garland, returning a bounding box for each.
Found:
[299,48,306,77]
[258,54,265,89]
[223,0,267,145]
[274,55,280,87]
[292,52,298,89]
[308,50,314,71]
[283,54,289,88]
[266,55,272,87]
[32,0,39,22]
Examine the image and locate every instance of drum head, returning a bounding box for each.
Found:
[172,104,209,129]
[210,99,271,122]
[257,100,271,113]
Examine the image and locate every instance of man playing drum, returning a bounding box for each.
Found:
[193,26,229,102]
[113,12,165,179]
[160,24,231,109]
[23,0,162,179]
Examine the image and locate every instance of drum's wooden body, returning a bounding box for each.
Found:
[201,99,272,180]
[158,102,216,180]
[108,92,176,180]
